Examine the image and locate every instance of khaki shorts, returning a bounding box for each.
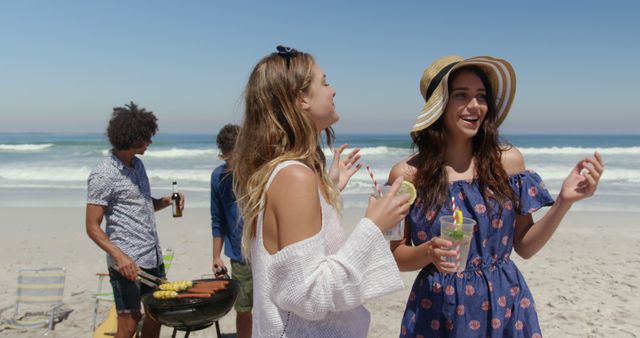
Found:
[231,260,253,312]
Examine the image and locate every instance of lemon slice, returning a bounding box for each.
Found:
[398,181,417,205]
[454,209,464,225]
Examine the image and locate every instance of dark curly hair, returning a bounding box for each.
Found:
[107,102,158,150]
[216,124,240,156]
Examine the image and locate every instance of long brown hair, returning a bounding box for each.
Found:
[232,50,339,258]
[412,66,516,216]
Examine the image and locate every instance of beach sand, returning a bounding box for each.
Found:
[0,207,638,337]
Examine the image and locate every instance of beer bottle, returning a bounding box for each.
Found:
[171,181,182,217]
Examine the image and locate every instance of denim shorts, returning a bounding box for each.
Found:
[108,264,165,314]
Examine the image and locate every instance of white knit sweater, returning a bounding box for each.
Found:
[251,161,404,338]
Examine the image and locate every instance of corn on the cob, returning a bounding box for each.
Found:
[152,290,178,299]
[158,280,193,291]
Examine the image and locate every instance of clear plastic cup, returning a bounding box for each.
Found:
[375,185,405,241]
[439,215,475,272]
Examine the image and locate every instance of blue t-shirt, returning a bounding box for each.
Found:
[210,163,244,262]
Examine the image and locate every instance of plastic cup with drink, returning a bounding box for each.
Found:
[366,166,416,241]
[439,209,475,272]
[374,185,407,240]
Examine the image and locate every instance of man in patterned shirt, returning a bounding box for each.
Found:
[86,102,184,338]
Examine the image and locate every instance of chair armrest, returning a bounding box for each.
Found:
[0,304,14,314]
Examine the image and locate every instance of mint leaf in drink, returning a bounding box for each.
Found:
[446,229,466,240]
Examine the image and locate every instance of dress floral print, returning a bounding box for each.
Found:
[400,171,554,337]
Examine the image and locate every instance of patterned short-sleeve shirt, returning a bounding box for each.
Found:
[87,151,162,269]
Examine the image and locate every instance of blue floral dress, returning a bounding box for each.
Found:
[399,171,554,338]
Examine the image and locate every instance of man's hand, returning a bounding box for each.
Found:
[114,253,138,281]
[176,192,185,211]
[153,192,185,212]
[213,257,227,275]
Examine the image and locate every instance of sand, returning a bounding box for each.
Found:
[0,206,638,337]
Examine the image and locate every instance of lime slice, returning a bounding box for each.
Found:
[454,209,464,225]
[398,181,417,204]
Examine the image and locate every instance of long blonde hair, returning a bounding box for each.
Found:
[233,49,340,259]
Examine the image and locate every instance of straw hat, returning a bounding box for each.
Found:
[411,55,516,139]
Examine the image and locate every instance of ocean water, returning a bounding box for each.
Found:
[0,133,638,213]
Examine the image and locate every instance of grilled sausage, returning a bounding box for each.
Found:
[176,293,210,299]
[186,287,217,294]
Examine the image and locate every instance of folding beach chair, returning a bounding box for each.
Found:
[162,247,175,273]
[91,248,174,331]
[0,267,69,333]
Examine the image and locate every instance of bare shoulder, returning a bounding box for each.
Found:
[388,155,418,184]
[266,163,321,219]
[268,163,317,198]
[265,162,322,249]
[500,146,526,175]
[266,163,321,221]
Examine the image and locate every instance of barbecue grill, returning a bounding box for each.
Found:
[142,278,239,338]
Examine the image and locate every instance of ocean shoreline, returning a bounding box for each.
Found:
[1,133,638,213]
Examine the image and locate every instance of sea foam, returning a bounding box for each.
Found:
[0,143,54,152]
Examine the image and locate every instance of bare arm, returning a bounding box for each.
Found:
[506,148,604,259]
[85,204,138,280]
[268,165,411,251]
[152,196,171,211]
[388,160,457,272]
[512,205,570,259]
[391,218,456,271]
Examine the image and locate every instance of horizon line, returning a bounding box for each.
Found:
[0,131,639,136]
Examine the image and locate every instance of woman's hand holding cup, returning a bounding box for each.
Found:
[423,237,458,274]
[365,176,411,232]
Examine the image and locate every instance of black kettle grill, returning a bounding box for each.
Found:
[142,278,239,338]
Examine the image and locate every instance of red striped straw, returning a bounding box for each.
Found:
[451,196,457,217]
[366,166,382,197]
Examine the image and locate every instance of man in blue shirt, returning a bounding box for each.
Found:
[210,124,251,338]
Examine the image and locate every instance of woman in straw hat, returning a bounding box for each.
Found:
[388,55,604,337]
[232,46,410,337]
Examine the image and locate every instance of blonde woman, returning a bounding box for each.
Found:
[232,46,409,337]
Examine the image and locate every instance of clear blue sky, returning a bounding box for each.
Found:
[1,1,638,134]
